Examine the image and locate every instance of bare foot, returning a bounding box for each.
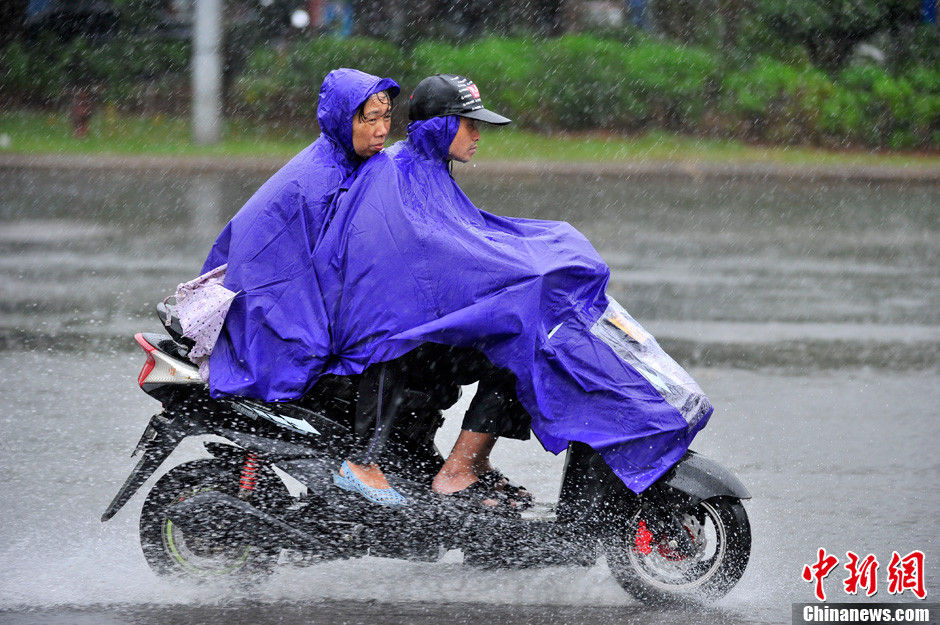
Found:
[432,469,502,507]
[343,461,392,489]
[431,468,478,494]
[471,459,495,476]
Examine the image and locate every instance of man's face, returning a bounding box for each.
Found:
[448,117,481,163]
[351,92,392,159]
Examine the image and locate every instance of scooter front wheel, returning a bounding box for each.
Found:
[603,496,750,604]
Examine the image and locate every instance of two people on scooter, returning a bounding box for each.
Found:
[203,69,711,510]
[311,73,712,499]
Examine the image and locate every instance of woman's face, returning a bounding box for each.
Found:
[447,117,481,163]
[351,92,392,159]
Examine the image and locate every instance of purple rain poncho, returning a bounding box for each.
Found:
[312,115,713,492]
[201,68,398,399]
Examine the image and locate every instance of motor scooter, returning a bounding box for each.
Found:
[103,301,751,604]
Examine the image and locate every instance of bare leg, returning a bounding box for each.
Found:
[431,430,531,507]
[470,434,497,476]
[464,432,533,503]
[431,430,496,494]
[343,461,392,489]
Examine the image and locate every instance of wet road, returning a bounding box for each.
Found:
[0,167,937,624]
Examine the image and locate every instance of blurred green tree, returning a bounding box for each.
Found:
[646,0,753,48]
[350,0,570,45]
[756,0,920,72]
[109,0,165,34]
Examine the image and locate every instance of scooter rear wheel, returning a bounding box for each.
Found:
[604,496,750,604]
[139,459,279,580]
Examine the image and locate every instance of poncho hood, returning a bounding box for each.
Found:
[405,116,460,162]
[316,67,400,162]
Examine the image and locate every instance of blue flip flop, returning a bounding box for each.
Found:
[332,460,407,506]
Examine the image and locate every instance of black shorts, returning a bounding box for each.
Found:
[400,344,531,441]
[343,344,532,463]
[459,360,531,440]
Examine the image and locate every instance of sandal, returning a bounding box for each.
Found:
[332,461,407,506]
[478,468,533,509]
[434,480,518,516]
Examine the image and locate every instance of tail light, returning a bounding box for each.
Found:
[135,333,156,386]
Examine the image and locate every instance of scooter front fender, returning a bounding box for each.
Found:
[661,450,751,503]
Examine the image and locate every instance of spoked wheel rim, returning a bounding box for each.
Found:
[159,487,254,577]
[625,500,726,592]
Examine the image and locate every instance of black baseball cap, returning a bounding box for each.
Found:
[408,74,511,125]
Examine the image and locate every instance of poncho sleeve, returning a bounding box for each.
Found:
[208,180,334,400]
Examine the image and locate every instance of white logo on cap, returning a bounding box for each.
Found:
[452,76,484,111]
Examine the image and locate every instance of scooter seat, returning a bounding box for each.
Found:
[140,331,193,363]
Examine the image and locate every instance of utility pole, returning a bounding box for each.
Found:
[192,0,222,145]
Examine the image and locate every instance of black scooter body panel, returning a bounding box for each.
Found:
[553,443,750,528]
[101,411,201,521]
[168,491,318,550]
[556,441,630,524]
[101,384,352,521]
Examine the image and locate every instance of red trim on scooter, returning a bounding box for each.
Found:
[239,452,261,492]
[135,332,156,387]
[634,518,693,561]
[635,520,653,555]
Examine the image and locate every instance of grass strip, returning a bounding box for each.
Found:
[2,110,938,169]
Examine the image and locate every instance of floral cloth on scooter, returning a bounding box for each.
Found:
[167,263,237,380]
[308,116,713,493]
